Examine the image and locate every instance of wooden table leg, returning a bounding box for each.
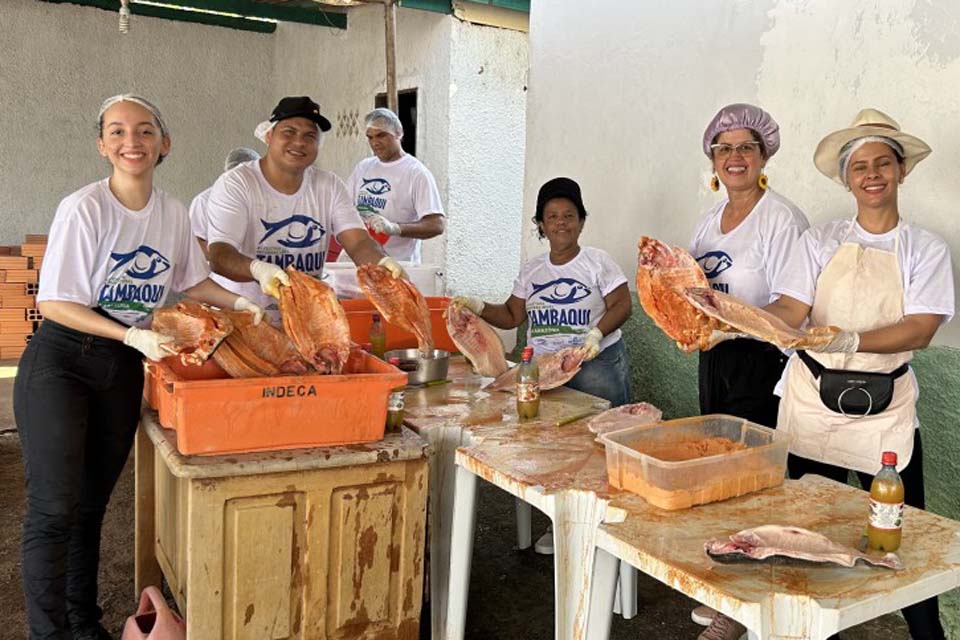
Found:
[134,424,161,594]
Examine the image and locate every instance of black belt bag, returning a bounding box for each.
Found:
[798,350,909,418]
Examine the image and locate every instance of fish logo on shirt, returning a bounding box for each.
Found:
[531,278,592,305]
[109,246,171,280]
[696,251,733,279]
[260,215,326,249]
[361,178,392,195]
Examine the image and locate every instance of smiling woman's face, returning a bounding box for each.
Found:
[712,128,764,194]
[845,141,904,210]
[540,197,584,251]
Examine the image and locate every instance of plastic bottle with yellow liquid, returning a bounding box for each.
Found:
[369,313,386,359]
[867,451,904,552]
[516,346,540,421]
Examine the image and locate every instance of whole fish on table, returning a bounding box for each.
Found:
[705,525,902,570]
[445,302,509,377]
[357,263,434,354]
[488,346,590,392]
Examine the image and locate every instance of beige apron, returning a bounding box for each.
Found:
[778,220,916,475]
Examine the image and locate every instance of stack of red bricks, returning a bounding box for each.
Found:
[0,234,46,360]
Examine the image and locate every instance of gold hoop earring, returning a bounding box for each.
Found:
[710,175,720,192]
[758,173,769,190]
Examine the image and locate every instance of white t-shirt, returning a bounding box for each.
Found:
[346,153,444,263]
[38,179,210,328]
[206,160,365,314]
[689,188,809,308]
[188,185,238,291]
[511,246,628,354]
[773,218,955,322]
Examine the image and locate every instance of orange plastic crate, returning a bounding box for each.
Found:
[146,351,407,456]
[341,296,456,352]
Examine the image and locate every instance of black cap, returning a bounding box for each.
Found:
[535,177,586,220]
[269,96,332,132]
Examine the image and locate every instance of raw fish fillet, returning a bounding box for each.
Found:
[636,237,719,352]
[357,264,434,353]
[704,525,902,570]
[683,287,839,350]
[213,339,276,378]
[445,303,509,377]
[279,268,351,374]
[151,300,233,366]
[588,402,663,435]
[225,312,310,375]
[488,346,589,392]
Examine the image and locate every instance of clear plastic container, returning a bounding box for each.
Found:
[599,414,789,511]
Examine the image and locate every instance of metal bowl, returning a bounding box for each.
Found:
[384,348,449,385]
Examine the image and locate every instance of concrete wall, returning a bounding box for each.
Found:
[445,19,529,299]
[525,1,960,633]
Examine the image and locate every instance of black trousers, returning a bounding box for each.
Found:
[698,338,787,428]
[14,319,144,640]
[789,431,945,640]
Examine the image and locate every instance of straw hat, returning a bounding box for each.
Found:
[813,108,931,185]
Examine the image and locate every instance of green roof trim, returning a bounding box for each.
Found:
[398,0,453,14]
[465,0,529,11]
[39,0,349,32]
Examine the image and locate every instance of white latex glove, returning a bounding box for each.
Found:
[583,327,603,361]
[233,296,265,325]
[378,255,408,280]
[249,259,290,299]
[451,296,485,316]
[367,213,402,237]
[123,327,175,362]
[811,329,860,354]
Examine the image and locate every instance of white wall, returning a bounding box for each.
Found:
[0,0,276,241]
[525,0,960,345]
[445,20,529,299]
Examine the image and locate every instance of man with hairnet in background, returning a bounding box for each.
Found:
[346,108,445,263]
[204,96,403,323]
[190,146,260,258]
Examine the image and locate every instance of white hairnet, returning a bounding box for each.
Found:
[364,108,403,137]
[98,94,169,138]
[838,135,905,186]
[224,147,259,172]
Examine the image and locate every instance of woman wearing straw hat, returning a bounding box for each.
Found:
[689,104,810,640]
[765,108,952,639]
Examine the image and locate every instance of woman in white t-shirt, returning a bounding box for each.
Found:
[689,104,809,637]
[13,95,263,640]
[765,109,951,639]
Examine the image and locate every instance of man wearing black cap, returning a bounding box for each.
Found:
[206,96,404,322]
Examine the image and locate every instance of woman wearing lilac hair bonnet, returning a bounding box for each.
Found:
[687,104,810,640]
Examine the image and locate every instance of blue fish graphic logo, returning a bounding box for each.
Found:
[362,178,392,196]
[530,278,592,305]
[696,251,733,279]
[260,215,326,249]
[109,246,171,280]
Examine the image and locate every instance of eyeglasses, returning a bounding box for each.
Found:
[710,141,762,158]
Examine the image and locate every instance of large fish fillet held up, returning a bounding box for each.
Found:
[683,287,838,350]
[151,300,233,366]
[444,303,509,377]
[488,346,590,392]
[279,268,351,374]
[704,525,902,570]
[357,264,434,353]
[636,237,718,351]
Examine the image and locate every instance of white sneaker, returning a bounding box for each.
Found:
[691,605,718,626]
[534,527,554,555]
[697,613,746,640]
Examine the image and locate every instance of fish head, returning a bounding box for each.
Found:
[531,278,592,305]
[361,178,392,196]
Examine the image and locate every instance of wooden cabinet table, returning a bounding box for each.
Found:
[135,410,429,640]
